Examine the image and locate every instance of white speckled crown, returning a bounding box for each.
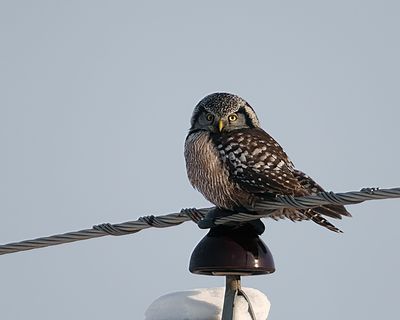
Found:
[191,92,260,127]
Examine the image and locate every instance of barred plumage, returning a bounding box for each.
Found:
[184,92,351,232]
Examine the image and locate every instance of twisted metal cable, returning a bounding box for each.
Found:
[1,187,399,256]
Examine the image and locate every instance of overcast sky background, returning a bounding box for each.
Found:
[1,1,399,319]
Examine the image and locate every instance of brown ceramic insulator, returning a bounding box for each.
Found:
[189,225,275,276]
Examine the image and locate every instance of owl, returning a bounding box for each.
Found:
[184,92,350,233]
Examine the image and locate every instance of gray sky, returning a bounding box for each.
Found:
[1,1,399,319]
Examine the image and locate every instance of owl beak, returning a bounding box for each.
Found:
[218,119,225,132]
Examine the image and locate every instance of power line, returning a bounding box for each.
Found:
[0,187,399,256]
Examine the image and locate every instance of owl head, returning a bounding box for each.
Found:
[189,92,260,133]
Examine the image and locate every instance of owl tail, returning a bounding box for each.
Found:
[314,204,352,219]
[293,169,351,231]
[308,202,351,232]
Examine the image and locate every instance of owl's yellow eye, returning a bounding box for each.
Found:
[228,114,238,122]
[206,113,214,122]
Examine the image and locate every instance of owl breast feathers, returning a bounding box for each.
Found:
[184,92,351,232]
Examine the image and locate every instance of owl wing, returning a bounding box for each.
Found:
[214,128,350,232]
[215,128,306,197]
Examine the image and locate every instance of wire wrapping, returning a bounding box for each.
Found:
[0,187,399,256]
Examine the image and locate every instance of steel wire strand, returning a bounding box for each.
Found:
[0,187,399,256]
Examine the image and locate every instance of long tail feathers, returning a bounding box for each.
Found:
[305,209,344,233]
[313,204,352,219]
[293,169,352,232]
